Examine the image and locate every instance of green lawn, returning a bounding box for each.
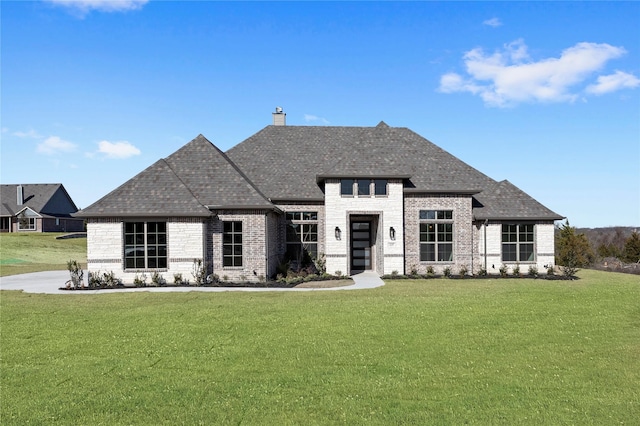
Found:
[0,233,87,277]
[1,270,638,425]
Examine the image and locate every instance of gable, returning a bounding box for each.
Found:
[0,184,74,216]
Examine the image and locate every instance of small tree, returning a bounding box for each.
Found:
[556,221,595,277]
[622,232,640,263]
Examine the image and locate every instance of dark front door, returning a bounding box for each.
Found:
[351,221,372,271]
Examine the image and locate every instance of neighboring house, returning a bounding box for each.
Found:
[75,109,563,283]
[1,184,85,233]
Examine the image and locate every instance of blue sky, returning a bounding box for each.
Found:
[2,1,639,228]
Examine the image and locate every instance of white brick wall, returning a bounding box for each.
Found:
[479,221,556,275]
[324,179,404,275]
[86,218,206,284]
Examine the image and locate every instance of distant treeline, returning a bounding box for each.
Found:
[556,225,640,275]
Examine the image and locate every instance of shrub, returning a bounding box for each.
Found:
[426,265,435,277]
[547,265,555,276]
[443,266,452,278]
[528,265,539,277]
[313,254,327,274]
[88,271,101,288]
[133,273,147,287]
[66,260,84,289]
[458,265,468,277]
[334,270,343,278]
[150,271,164,286]
[512,264,520,277]
[102,271,119,288]
[191,259,207,285]
[409,265,418,276]
[173,273,184,285]
[391,270,399,277]
[499,264,509,277]
[477,264,487,277]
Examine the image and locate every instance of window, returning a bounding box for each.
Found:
[18,217,36,231]
[286,211,318,261]
[502,224,535,262]
[223,221,243,267]
[357,179,370,196]
[341,179,388,197]
[124,222,167,269]
[419,210,453,262]
[341,179,354,196]
[374,179,388,196]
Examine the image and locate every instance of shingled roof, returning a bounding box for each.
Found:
[226,124,495,200]
[473,180,563,221]
[227,124,562,220]
[1,184,78,218]
[77,124,562,221]
[76,135,274,218]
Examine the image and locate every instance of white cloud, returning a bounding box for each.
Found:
[586,70,640,95]
[96,140,141,159]
[37,136,77,155]
[304,114,330,124]
[45,0,148,15]
[483,17,502,28]
[13,129,42,139]
[438,39,638,107]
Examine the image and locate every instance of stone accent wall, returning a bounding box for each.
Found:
[86,217,206,284]
[86,218,124,279]
[209,210,268,283]
[479,220,557,275]
[324,179,404,276]
[404,194,475,275]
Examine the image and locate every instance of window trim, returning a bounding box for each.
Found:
[340,179,388,197]
[223,221,243,268]
[285,211,319,261]
[124,221,167,270]
[17,217,36,231]
[419,210,454,262]
[501,223,536,263]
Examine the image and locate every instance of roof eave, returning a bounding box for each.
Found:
[316,174,412,183]
[205,204,283,214]
[73,212,212,218]
[404,188,483,195]
[473,214,566,221]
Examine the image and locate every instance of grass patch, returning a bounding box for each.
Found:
[1,269,639,424]
[0,233,86,277]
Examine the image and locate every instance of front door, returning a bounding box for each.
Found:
[351,221,372,271]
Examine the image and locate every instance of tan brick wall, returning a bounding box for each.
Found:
[404,194,475,275]
[209,210,269,283]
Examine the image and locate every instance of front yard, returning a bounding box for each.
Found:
[1,269,638,424]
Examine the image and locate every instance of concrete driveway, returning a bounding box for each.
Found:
[0,270,384,294]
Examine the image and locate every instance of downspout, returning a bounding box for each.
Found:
[484,219,488,272]
[265,212,269,280]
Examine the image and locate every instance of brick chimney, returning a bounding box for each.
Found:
[272,107,286,126]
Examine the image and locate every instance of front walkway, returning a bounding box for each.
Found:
[0,270,384,295]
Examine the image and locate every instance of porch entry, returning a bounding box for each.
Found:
[351,221,372,271]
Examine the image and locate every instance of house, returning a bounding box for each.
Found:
[1,184,85,233]
[75,109,563,282]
